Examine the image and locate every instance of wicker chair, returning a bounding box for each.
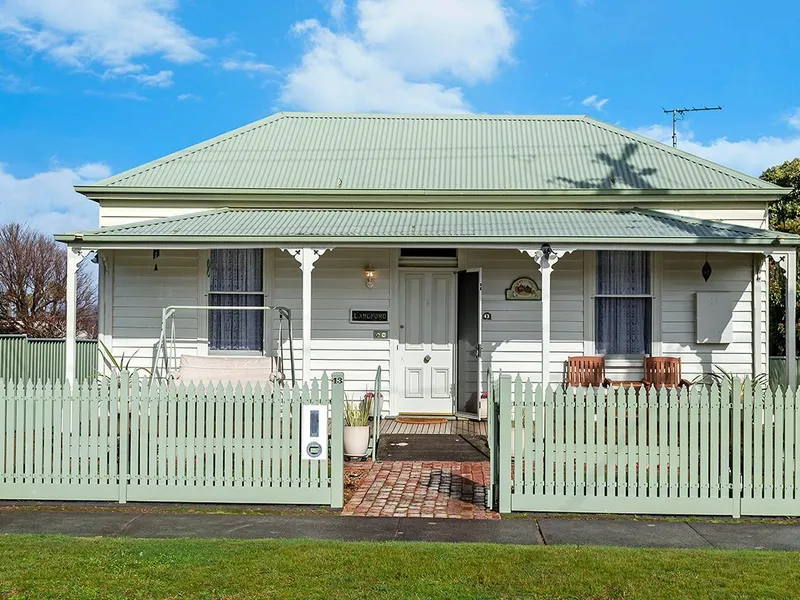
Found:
[641,356,691,390]
[565,356,612,388]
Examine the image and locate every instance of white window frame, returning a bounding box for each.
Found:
[205,248,271,356]
[589,250,659,361]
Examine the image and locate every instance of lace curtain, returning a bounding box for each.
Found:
[209,249,263,351]
[595,251,651,355]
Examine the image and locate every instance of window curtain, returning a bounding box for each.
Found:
[209,249,263,351]
[596,251,651,355]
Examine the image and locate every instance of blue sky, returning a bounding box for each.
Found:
[0,0,798,233]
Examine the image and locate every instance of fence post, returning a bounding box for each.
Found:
[330,372,344,508]
[731,377,742,518]
[499,374,513,513]
[118,372,130,504]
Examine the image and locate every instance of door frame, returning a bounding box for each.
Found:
[394,267,458,416]
[455,267,483,419]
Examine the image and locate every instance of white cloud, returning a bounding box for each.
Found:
[0,0,206,85]
[132,69,173,87]
[636,124,800,176]
[0,69,42,93]
[0,162,111,235]
[222,58,275,73]
[83,89,149,101]
[177,92,200,101]
[582,94,608,111]
[329,0,346,19]
[357,0,514,83]
[787,108,800,131]
[281,0,515,113]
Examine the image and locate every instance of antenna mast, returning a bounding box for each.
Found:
[662,105,722,147]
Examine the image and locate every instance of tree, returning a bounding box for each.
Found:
[0,223,97,338]
[763,158,800,356]
[765,158,800,233]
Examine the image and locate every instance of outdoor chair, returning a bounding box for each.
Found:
[565,356,612,388]
[641,356,691,390]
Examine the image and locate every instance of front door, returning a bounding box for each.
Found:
[399,272,455,414]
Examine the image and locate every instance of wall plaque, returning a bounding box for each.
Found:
[350,309,389,323]
[505,277,541,300]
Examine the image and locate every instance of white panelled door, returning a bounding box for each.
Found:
[399,272,455,414]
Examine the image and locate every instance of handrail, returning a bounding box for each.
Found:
[371,365,382,462]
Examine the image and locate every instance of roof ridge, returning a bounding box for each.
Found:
[634,207,770,235]
[279,112,588,120]
[579,117,778,190]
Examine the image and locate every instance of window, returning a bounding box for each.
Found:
[595,251,651,355]
[208,249,264,352]
[399,248,458,268]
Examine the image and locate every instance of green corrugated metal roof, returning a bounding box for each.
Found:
[84,113,782,194]
[56,208,800,246]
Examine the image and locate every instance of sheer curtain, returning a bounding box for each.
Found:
[209,249,264,351]
[595,251,651,355]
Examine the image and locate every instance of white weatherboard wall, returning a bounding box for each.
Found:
[465,250,585,385]
[99,205,211,227]
[271,248,391,399]
[661,252,755,378]
[110,250,202,371]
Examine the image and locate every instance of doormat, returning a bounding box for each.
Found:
[395,417,449,425]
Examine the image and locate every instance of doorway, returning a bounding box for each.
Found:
[456,269,482,418]
[398,271,455,414]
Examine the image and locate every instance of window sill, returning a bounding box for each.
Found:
[603,355,646,369]
[208,350,265,357]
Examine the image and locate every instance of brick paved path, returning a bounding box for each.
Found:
[342,461,499,519]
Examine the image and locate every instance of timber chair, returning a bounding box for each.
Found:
[641,356,691,390]
[565,356,612,388]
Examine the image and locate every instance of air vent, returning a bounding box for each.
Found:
[399,248,458,268]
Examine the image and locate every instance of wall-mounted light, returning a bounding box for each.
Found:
[540,243,554,259]
[364,265,375,288]
[153,249,160,272]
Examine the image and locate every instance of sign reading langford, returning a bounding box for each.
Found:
[350,309,389,323]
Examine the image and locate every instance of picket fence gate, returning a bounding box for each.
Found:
[489,375,800,517]
[0,372,344,507]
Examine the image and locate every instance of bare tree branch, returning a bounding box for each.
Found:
[0,223,97,338]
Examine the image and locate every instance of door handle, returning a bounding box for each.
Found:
[423,355,432,364]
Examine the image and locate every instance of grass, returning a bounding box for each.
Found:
[1,536,799,599]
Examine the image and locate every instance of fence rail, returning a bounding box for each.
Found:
[490,376,800,517]
[0,335,97,383]
[0,373,345,507]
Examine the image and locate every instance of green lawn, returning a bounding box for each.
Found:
[1,536,799,600]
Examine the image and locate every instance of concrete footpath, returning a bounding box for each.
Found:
[2,508,800,550]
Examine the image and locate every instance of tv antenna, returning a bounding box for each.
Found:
[662,105,722,148]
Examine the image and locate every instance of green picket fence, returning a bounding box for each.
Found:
[0,335,97,383]
[490,376,800,517]
[0,373,344,507]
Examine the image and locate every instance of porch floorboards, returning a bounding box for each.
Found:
[379,419,486,436]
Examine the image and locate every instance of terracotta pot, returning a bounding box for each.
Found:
[343,425,371,457]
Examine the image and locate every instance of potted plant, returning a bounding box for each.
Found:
[343,394,372,457]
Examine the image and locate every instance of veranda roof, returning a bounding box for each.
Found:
[56,208,800,247]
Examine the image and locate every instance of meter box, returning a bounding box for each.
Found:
[301,405,329,460]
